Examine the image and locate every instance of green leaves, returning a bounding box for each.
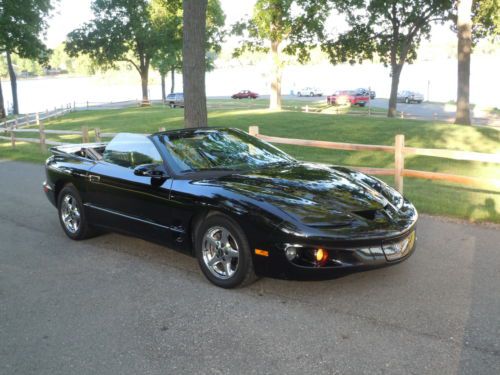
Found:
[232,0,331,62]
[0,0,52,60]
[322,0,454,67]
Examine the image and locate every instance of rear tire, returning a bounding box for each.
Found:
[195,214,257,288]
[57,184,98,240]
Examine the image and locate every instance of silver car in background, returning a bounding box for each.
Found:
[297,87,323,97]
[166,93,184,108]
[397,90,424,104]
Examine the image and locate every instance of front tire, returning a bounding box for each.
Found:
[58,184,97,240]
[195,214,256,288]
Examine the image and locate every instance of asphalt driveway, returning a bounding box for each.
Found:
[0,160,499,375]
[369,98,500,127]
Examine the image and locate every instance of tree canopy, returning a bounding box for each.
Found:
[232,0,331,109]
[66,0,169,103]
[322,0,453,117]
[150,0,224,98]
[0,0,53,116]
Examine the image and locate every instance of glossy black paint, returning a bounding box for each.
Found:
[44,128,418,279]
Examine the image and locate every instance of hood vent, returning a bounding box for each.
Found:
[353,209,378,221]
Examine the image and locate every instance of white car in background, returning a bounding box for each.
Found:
[297,87,323,97]
[397,90,424,104]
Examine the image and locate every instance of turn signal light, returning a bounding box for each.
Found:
[255,249,269,257]
[314,248,328,265]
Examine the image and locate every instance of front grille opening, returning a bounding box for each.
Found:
[353,209,378,220]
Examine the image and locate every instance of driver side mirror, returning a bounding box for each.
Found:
[134,164,168,179]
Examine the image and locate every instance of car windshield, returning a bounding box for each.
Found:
[158,128,295,173]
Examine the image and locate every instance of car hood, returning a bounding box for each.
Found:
[210,162,416,238]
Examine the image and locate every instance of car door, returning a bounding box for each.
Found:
[84,133,181,246]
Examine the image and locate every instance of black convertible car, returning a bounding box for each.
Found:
[43,128,417,288]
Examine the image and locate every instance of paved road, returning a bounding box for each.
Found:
[368,98,499,127]
[1,160,499,375]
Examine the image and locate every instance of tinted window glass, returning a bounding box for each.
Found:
[159,128,295,173]
[103,133,163,169]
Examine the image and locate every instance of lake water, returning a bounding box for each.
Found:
[1,55,498,114]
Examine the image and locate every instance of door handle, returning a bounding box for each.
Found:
[89,175,100,183]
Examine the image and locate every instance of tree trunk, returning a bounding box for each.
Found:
[182,0,208,128]
[170,67,175,94]
[140,67,150,106]
[388,64,403,117]
[161,73,166,102]
[455,0,472,125]
[0,78,5,119]
[269,40,282,110]
[6,51,19,115]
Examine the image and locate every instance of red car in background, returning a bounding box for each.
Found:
[327,90,370,107]
[232,90,259,99]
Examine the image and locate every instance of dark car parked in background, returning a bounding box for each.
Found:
[397,91,424,104]
[232,90,259,99]
[357,88,376,99]
[166,93,184,108]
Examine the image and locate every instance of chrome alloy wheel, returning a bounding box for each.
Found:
[202,226,240,279]
[60,194,81,234]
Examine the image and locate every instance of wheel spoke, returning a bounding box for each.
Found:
[205,236,218,250]
[223,259,232,276]
[208,255,220,267]
[219,229,229,247]
[226,247,239,258]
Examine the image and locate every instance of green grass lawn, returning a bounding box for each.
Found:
[1,100,499,223]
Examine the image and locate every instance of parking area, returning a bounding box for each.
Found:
[1,160,499,375]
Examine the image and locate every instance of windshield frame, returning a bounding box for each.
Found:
[154,128,296,176]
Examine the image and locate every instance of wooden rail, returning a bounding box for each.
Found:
[0,125,159,152]
[248,126,500,193]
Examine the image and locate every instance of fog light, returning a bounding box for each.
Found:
[285,246,298,260]
[314,248,328,265]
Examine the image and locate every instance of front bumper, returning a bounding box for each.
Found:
[256,226,417,279]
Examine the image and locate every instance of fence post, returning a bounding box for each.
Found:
[94,128,101,143]
[394,134,405,193]
[10,126,15,148]
[400,111,404,119]
[248,126,259,136]
[82,126,89,143]
[39,120,46,150]
[36,112,40,126]
[305,105,309,113]
[25,114,29,125]
[86,101,89,110]
[159,127,166,132]
[14,117,18,129]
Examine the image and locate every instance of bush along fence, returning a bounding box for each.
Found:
[248,126,500,194]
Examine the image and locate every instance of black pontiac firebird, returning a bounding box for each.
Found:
[43,128,417,288]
